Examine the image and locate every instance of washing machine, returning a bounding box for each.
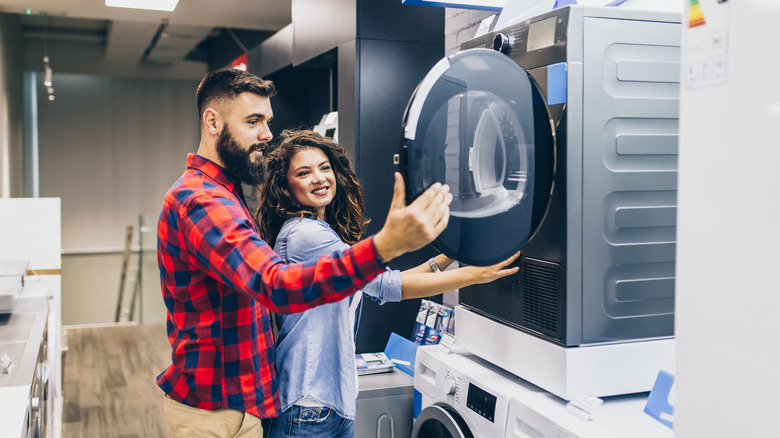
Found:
[399,5,680,348]
[412,345,671,438]
[399,3,680,400]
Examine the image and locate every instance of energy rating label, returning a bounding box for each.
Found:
[684,0,729,88]
[688,0,706,28]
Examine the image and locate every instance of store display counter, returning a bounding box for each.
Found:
[356,368,415,438]
[0,305,49,438]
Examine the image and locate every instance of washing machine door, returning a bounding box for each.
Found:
[400,48,555,266]
[412,404,474,438]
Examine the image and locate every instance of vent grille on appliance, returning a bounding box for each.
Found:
[520,259,560,334]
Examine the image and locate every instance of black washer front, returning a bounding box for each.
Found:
[400,48,555,266]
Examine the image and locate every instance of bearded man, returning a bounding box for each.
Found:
[156,68,452,438]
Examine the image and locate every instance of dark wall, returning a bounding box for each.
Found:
[248,25,293,80]
[250,0,445,353]
[349,37,444,354]
[0,13,25,196]
[356,0,444,43]
[189,28,274,72]
[292,0,356,66]
[264,60,335,137]
[293,0,442,65]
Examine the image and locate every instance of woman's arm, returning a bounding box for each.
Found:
[400,251,521,300]
[404,254,455,274]
[284,218,404,305]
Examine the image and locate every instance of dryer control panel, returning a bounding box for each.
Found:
[461,6,571,70]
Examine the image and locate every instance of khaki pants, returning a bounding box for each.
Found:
[163,395,263,438]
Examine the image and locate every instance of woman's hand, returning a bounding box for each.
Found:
[461,251,521,285]
[400,251,521,300]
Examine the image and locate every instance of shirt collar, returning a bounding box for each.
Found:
[186,153,241,193]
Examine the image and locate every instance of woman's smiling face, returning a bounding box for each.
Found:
[286,147,337,220]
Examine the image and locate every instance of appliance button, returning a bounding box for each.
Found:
[492,33,511,54]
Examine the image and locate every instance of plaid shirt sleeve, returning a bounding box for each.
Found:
[177,192,384,312]
[157,156,391,417]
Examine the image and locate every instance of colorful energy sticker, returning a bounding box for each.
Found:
[689,0,706,28]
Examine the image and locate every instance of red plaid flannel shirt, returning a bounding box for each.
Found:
[156,154,385,418]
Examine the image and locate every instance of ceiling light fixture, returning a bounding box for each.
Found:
[41,12,55,102]
[43,56,55,101]
[43,60,52,87]
[105,0,180,12]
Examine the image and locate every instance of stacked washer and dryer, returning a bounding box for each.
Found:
[399,4,680,437]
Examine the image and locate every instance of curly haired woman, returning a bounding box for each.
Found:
[255,129,519,438]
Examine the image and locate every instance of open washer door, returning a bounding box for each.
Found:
[400,48,556,266]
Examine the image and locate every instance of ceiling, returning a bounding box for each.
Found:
[0,0,292,79]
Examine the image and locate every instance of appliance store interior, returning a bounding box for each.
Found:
[1,0,777,437]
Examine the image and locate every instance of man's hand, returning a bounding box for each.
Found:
[373,173,452,263]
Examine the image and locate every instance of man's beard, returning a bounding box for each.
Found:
[216,124,266,186]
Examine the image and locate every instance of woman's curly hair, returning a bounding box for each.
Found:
[255,129,369,247]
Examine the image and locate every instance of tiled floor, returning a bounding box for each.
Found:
[61,323,171,438]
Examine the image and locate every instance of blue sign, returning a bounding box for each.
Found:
[547,62,567,105]
[401,0,505,12]
[644,370,675,430]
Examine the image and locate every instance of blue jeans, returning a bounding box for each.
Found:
[263,406,354,438]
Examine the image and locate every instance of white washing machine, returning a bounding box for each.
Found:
[412,345,671,438]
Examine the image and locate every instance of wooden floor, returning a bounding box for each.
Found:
[61,323,172,438]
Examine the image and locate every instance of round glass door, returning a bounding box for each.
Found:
[400,48,556,266]
[412,405,474,438]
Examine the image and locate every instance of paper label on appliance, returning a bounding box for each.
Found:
[683,0,730,89]
[0,350,14,374]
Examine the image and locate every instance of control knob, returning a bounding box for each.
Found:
[492,33,511,54]
[440,375,457,396]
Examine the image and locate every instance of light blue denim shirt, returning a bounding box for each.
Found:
[273,217,403,419]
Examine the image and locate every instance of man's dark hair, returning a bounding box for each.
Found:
[196,68,276,118]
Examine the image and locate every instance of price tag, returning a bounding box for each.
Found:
[0,350,14,374]
[644,369,675,429]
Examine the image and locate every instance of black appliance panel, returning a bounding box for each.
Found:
[459,67,569,344]
[400,49,556,266]
[466,383,497,423]
[457,8,575,345]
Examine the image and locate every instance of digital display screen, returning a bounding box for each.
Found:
[466,383,497,422]
[527,16,557,51]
